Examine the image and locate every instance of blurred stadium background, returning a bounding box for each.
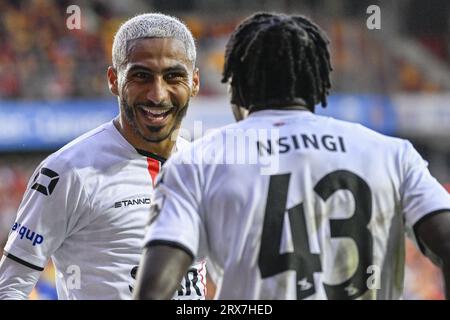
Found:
[0,0,449,300]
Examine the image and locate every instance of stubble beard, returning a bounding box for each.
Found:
[120,97,189,144]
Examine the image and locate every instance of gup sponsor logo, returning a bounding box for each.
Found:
[11,222,44,246]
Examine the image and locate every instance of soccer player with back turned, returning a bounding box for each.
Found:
[134,13,450,300]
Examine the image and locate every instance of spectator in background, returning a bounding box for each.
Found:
[1,0,446,99]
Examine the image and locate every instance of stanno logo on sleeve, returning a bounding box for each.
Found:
[31,167,60,196]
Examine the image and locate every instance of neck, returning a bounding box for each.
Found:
[249,104,312,114]
[248,98,313,114]
[113,117,177,159]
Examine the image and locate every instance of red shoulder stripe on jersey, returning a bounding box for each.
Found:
[146,157,160,187]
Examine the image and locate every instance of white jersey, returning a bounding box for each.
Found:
[3,120,206,300]
[144,109,450,300]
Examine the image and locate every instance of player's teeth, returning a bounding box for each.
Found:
[149,110,165,115]
[140,107,171,115]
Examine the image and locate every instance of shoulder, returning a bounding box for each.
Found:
[174,123,237,160]
[42,121,126,172]
[175,135,191,152]
[323,115,408,150]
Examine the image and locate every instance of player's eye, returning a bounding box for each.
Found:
[134,72,151,79]
[165,72,186,81]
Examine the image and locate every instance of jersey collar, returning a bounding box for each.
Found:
[135,149,166,164]
[247,109,314,118]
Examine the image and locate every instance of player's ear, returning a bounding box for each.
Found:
[191,67,200,97]
[107,66,119,96]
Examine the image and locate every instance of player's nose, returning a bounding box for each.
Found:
[146,76,169,105]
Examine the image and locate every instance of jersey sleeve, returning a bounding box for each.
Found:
[3,158,91,270]
[143,156,206,261]
[401,140,450,232]
[0,255,41,299]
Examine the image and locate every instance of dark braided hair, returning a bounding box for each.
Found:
[222,13,332,112]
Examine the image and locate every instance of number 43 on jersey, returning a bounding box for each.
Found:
[258,170,375,300]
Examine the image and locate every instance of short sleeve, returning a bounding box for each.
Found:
[401,141,450,231]
[3,158,90,270]
[143,156,206,260]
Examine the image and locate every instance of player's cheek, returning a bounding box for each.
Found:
[171,86,190,109]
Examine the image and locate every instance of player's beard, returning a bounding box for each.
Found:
[120,97,189,143]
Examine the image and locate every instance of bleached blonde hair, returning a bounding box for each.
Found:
[112,13,196,70]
